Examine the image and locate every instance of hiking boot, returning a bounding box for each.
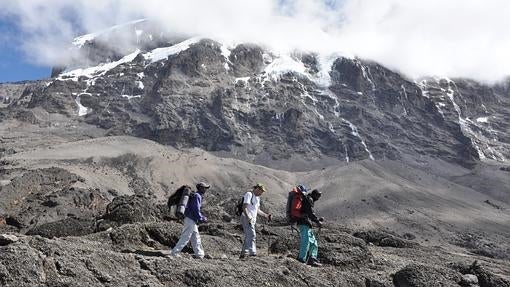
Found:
[248,253,257,257]
[239,253,247,259]
[307,258,322,267]
[168,252,182,258]
[192,255,204,259]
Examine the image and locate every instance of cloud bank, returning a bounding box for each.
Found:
[1,0,509,82]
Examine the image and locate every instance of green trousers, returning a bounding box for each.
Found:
[298,224,318,262]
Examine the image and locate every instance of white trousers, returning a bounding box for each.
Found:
[171,217,204,257]
[240,214,257,255]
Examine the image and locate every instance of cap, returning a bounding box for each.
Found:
[253,183,266,192]
[196,182,211,189]
[311,189,322,197]
[297,184,308,193]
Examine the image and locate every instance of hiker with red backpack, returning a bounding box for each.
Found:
[170,182,210,259]
[287,185,324,267]
[239,183,272,259]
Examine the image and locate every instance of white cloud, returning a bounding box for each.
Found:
[337,0,510,82]
[1,0,509,82]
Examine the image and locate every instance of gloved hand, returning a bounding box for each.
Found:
[319,217,324,222]
[316,221,323,228]
[200,217,208,223]
[267,214,272,222]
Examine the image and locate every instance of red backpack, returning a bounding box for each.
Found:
[286,186,305,222]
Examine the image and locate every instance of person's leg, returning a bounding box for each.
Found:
[241,216,257,255]
[298,224,310,262]
[190,220,204,258]
[308,229,318,260]
[249,222,257,255]
[240,215,251,256]
[171,217,194,255]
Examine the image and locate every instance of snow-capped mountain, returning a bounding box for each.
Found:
[9,20,510,168]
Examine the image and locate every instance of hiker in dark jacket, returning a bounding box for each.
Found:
[171,182,210,258]
[297,189,324,266]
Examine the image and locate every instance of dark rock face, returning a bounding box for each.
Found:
[229,44,265,76]
[0,167,108,232]
[5,35,509,168]
[353,230,417,248]
[26,217,96,238]
[319,232,372,268]
[451,261,510,287]
[97,195,163,230]
[393,264,462,287]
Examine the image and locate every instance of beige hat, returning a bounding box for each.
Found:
[253,183,266,192]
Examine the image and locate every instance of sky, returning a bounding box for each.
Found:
[0,17,51,83]
[0,0,509,84]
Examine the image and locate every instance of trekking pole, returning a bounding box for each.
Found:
[290,224,299,235]
[267,222,271,256]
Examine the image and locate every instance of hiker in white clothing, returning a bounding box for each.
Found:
[240,183,272,258]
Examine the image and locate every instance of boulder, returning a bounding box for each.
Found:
[97,195,163,230]
[353,230,417,248]
[459,274,479,287]
[393,264,462,287]
[26,217,95,238]
[0,234,19,246]
[319,232,372,268]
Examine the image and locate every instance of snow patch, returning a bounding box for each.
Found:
[75,93,91,116]
[344,144,350,163]
[263,54,307,82]
[121,95,142,99]
[313,54,337,88]
[143,37,201,63]
[476,117,488,123]
[344,119,375,161]
[400,85,409,115]
[220,44,232,70]
[235,77,250,84]
[137,81,144,90]
[357,60,376,91]
[59,49,141,81]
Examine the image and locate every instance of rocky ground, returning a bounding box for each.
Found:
[0,123,509,286]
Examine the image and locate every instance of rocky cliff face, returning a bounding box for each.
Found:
[5,22,508,168]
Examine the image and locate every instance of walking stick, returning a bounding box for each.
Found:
[267,223,271,256]
[263,221,271,256]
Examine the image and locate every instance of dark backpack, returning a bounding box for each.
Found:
[168,185,195,218]
[235,192,255,216]
[286,186,306,222]
[167,185,191,208]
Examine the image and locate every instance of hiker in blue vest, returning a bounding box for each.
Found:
[170,182,210,258]
[297,188,324,267]
[240,183,272,258]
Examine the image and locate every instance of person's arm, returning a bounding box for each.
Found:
[257,209,271,221]
[196,194,207,222]
[303,197,320,224]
